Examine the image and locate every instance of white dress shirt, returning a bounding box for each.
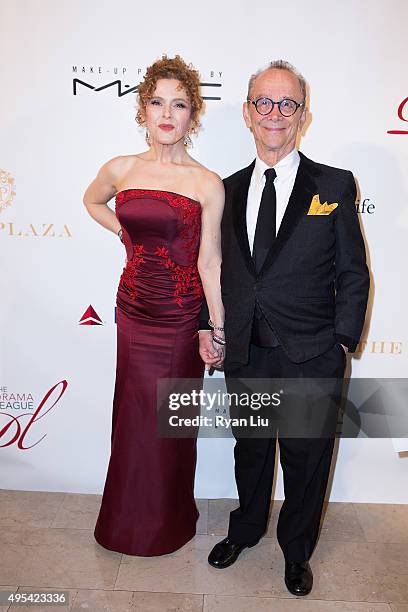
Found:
[246,148,300,254]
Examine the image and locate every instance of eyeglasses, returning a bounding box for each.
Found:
[247,97,304,117]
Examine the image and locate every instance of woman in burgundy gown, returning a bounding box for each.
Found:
[83,55,225,556]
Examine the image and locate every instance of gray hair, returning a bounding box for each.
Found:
[247,60,307,101]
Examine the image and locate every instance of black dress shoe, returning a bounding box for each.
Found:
[208,537,258,569]
[284,560,313,596]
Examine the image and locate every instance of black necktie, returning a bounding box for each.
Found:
[253,168,277,274]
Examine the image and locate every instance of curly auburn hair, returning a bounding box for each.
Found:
[136,55,203,133]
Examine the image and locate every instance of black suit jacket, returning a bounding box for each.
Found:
[200,151,370,366]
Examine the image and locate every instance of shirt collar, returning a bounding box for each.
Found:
[253,148,300,183]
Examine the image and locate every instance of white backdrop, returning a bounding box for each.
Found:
[1,0,407,502]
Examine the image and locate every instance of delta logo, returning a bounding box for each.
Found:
[79,305,103,326]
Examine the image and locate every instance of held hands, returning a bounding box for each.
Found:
[199,331,225,372]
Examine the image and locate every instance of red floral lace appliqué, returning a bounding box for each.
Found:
[115,190,203,306]
[155,245,203,307]
[118,244,145,301]
[164,194,202,261]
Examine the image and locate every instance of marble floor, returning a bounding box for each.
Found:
[0,490,407,611]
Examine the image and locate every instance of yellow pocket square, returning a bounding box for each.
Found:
[307,194,338,215]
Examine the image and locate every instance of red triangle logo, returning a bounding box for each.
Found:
[79,305,103,325]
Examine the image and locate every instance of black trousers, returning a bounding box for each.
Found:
[224,342,346,562]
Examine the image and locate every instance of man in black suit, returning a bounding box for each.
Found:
[199,60,369,596]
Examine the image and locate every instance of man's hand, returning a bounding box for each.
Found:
[199,331,224,371]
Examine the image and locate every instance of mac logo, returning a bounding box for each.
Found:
[73,79,222,100]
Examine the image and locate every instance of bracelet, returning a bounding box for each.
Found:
[212,334,226,346]
[208,319,224,332]
[118,229,123,243]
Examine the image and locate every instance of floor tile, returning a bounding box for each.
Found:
[0,490,65,528]
[115,536,286,597]
[354,504,408,543]
[204,594,392,611]
[310,540,408,603]
[115,535,408,603]
[318,502,366,542]
[0,527,121,590]
[0,587,203,612]
[52,493,101,529]
[196,499,209,536]
[0,491,407,609]
[130,591,203,612]
[71,588,132,611]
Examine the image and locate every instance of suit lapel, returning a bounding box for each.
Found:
[232,160,256,276]
[258,153,318,276]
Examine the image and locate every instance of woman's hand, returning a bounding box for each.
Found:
[199,331,224,371]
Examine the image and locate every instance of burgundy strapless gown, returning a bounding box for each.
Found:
[94,189,205,556]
